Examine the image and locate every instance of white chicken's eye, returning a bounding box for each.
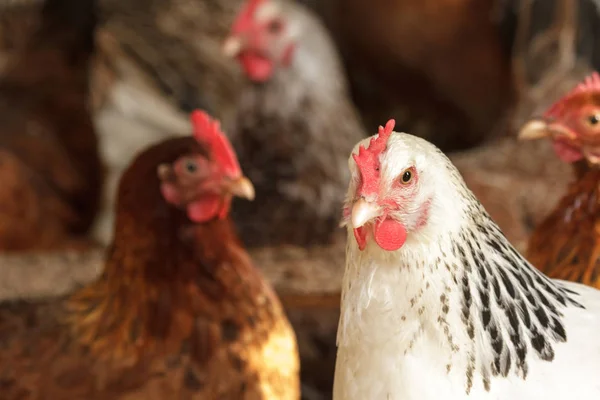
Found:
[400,169,412,184]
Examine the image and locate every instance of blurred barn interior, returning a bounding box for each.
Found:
[0,0,596,398]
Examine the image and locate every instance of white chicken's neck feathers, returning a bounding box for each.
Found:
[448,208,581,386]
[338,132,584,395]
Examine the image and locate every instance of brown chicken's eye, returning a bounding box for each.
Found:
[184,160,198,174]
[588,114,600,126]
[400,169,413,184]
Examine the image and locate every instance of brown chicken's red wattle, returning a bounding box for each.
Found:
[553,140,583,163]
[187,195,227,223]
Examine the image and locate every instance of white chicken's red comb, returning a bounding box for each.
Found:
[545,71,600,119]
[231,0,265,33]
[191,110,241,177]
[352,119,395,196]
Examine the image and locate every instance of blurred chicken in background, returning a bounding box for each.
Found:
[0,0,103,251]
[222,0,365,248]
[0,110,300,400]
[88,0,247,245]
[88,0,367,249]
[0,0,42,73]
[518,72,600,289]
[447,0,594,252]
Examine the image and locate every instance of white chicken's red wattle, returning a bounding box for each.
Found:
[372,216,407,251]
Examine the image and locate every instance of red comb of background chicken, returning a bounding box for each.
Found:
[191,110,241,177]
[353,119,395,197]
[545,72,600,119]
[232,0,264,33]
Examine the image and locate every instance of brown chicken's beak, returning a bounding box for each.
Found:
[517,118,551,141]
[518,118,577,141]
[157,164,174,181]
[351,198,381,229]
[222,36,244,58]
[226,176,255,200]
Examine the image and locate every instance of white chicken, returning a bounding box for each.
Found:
[333,120,600,399]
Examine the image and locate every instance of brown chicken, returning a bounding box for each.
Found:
[0,110,299,399]
[0,0,103,251]
[222,0,365,248]
[0,0,42,73]
[518,71,600,288]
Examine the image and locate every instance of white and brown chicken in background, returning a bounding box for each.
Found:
[222,0,366,248]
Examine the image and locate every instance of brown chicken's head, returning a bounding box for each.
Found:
[222,0,297,82]
[158,110,255,223]
[519,71,600,165]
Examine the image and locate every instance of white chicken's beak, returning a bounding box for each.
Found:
[222,36,244,58]
[227,176,255,200]
[351,198,381,228]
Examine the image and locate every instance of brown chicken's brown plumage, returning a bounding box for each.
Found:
[0,113,299,399]
[0,0,103,251]
[519,72,600,289]
[525,165,600,286]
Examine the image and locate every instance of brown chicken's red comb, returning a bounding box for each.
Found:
[191,110,241,177]
[232,0,265,33]
[545,71,600,119]
[353,119,396,196]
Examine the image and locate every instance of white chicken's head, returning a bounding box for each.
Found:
[343,120,466,252]
[222,0,298,82]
